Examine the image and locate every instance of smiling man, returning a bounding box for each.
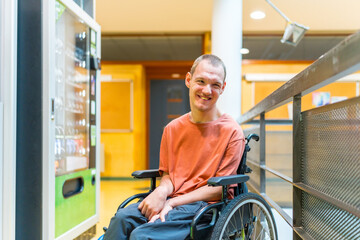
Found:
[186,55,226,122]
[103,54,245,240]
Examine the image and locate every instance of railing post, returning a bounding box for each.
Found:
[260,112,266,194]
[292,94,302,240]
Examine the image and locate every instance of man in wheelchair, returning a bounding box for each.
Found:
[103,54,277,240]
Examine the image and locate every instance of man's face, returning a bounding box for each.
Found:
[185,60,226,113]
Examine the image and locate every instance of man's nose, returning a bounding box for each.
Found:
[203,84,212,95]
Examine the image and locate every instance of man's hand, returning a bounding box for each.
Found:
[138,172,174,221]
[138,186,168,220]
[148,199,174,223]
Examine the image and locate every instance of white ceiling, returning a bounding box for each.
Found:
[96,0,359,61]
[96,0,360,34]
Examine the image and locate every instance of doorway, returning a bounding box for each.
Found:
[149,79,190,169]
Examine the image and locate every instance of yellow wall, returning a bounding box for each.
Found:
[100,64,146,177]
[241,61,358,119]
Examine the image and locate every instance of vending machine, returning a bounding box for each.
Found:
[16,0,100,238]
[46,0,101,239]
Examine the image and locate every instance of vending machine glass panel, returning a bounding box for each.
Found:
[55,2,90,176]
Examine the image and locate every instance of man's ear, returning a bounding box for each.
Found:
[220,81,226,94]
[185,72,191,88]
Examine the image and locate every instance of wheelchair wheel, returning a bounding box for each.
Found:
[210,192,277,240]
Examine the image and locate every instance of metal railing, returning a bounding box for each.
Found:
[238,31,360,239]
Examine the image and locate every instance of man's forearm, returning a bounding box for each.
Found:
[152,180,223,222]
[156,173,174,196]
[168,185,222,208]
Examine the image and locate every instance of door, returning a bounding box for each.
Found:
[149,80,190,169]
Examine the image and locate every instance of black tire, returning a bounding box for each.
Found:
[210,193,277,240]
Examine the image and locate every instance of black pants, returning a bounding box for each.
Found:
[103,201,208,240]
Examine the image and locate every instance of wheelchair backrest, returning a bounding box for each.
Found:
[235,133,259,194]
[237,133,258,174]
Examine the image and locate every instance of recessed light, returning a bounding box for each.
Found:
[250,11,266,20]
[241,48,250,55]
[171,73,180,78]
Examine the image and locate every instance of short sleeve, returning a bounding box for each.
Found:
[215,131,245,177]
[159,126,169,174]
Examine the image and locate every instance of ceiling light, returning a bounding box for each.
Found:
[240,48,250,55]
[281,22,309,46]
[265,0,309,46]
[250,11,266,20]
[171,73,180,78]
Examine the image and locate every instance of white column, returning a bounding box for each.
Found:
[212,0,242,119]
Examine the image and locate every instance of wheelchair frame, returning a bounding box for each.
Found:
[102,134,278,240]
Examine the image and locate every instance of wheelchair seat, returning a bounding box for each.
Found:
[100,134,278,240]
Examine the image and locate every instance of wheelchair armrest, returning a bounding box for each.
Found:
[207,174,249,187]
[132,169,160,179]
[132,169,160,191]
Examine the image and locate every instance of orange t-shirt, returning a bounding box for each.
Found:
[159,113,245,199]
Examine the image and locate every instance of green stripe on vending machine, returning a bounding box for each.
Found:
[55,169,96,237]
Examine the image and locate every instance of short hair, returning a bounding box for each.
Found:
[190,54,226,81]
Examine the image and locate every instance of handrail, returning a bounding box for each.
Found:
[239,31,360,240]
[239,31,360,124]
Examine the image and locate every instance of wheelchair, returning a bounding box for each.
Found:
[99,134,278,240]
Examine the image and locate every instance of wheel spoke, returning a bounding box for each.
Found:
[253,205,261,234]
[223,205,247,240]
[256,207,273,240]
[212,193,276,240]
[250,204,271,240]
